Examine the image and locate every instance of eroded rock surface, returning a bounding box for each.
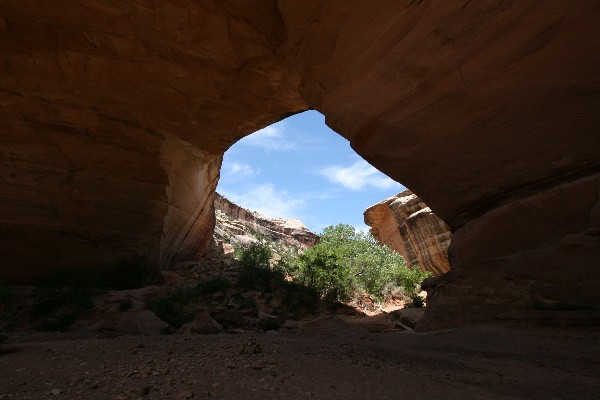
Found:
[214,193,319,250]
[1,1,599,328]
[365,190,452,276]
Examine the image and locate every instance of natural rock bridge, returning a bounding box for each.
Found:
[0,1,598,329]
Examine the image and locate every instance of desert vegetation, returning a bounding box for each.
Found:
[237,224,430,306]
[0,225,428,334]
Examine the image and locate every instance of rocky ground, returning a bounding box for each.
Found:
[2,263,600,399]
[1,316,599,400]
[1,246,598,399]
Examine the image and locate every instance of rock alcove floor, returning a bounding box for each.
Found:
[1,315,599,400]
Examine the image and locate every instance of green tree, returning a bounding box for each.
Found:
[291,224,430,302]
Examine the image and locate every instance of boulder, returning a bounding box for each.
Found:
[211,309,248,330]
[395,308,425,329]
[116,311,168,336]
[179,314,223,335]
[258,312,283,331]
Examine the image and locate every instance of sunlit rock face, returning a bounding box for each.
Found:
[1,1,598,328]
[365,190,451,276]
[214,193,319,249]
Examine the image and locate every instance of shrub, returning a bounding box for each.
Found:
[237,242,272,270]
[287,224,431,303]
[277,282,320,317]
[296,245,355,301]
[411,293,425,308]
[233,243,319,317]
[236,243,289,291]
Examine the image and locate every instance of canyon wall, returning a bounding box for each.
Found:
[365,190,451,276]
[0,1,598,328]
[214,193,319,249]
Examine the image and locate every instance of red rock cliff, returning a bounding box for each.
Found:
[365,190,451,276]
[214,193,319,249]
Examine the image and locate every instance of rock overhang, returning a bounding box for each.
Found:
[0,0,598,328]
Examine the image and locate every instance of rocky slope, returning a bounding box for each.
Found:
[364,190,452,276]
[213,193,319,251]
[0,1,598,329]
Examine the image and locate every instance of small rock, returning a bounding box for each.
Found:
[212,309,247,329]
[117,311,169,336]
[241,337,262,355]
[258,312,283,331]
[179,314,223,335]
[51,389,62,396]
[177,390,194,399]
[395,308,425,329]
[67,375,84,387]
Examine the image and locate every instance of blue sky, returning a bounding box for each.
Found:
[216,110,405,234]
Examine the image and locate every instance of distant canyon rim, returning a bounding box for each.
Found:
[0,1,599,329]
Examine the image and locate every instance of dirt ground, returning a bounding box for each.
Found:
[1,316,599,400]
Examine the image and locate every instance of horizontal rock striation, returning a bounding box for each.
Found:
[213,193,319,250]
[365,190,451,276]
[0,1,599,328]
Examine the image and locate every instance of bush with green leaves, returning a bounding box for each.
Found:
[233,243,321,316]
[289,224,430,302]
[236,242,280,291]
[232,224,429,304]
[237,242,272,270]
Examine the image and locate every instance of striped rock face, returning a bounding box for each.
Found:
[1,1,598,328]
[365,190,452,276]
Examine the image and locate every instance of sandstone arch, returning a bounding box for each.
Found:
[1,1,598,328]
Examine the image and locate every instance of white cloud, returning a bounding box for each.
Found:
[239,124,296,151]
[319,160,402,191]
[219,183,306,220]
[223,161,257,178]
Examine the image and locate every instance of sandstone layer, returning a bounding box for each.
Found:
[365,190,451,276]
[213,193,319,250]
[0,1,599,328]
